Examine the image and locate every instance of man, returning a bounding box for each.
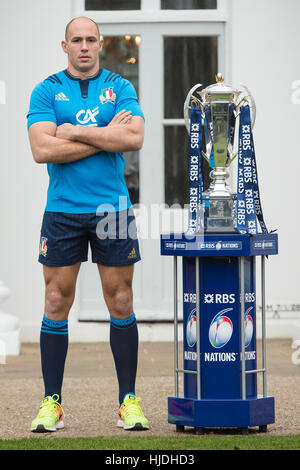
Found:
[27,16,149,432]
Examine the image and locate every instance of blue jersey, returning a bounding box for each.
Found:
[27,68,144,213]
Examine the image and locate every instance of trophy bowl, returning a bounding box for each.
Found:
[184,73,257,233]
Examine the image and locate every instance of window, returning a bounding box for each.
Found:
[164,36,218,206]
[99,35,140,204]
[161,0,217,9]
[76,0,226,321]
[85,0,141,10]
[99,35,140,94]
[164,36,217,119]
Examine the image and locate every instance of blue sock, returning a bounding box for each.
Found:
[40,315,68,404]
[109,313,138,405]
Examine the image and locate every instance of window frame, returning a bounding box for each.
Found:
[73,0,229,23]
[71,1,229,208]
[72,0,229,322]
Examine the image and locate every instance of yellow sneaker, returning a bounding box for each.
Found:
[117,394,149,430]
[31,394,64,432]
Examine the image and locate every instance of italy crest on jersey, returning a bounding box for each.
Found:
[40,237,48,257]
[100,87,116,104]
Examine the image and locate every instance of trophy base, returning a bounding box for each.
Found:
[203,195,236,233]
[205,220,236,233]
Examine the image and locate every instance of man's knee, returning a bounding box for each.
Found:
[45,285,74,319]
[43,264,80,319]
[106,286,133,318]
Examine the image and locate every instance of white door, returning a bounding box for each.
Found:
[75,2,226,321]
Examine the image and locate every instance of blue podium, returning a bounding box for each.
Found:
[160,232,278,434]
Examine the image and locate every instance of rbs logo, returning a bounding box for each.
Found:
[204,293,235,304]
[184,292,236,304]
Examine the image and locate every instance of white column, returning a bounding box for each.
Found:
[0,281,20,357]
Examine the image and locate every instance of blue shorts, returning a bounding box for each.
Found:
[38,209,141,267]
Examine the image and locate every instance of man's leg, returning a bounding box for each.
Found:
[97,264,138,405]
[31,262,81,432]
[40,262,81,402]
[91,209,148,429]
[98,263,148,430]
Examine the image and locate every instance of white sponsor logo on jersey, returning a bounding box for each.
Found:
[76,107,99,126]
[55,92,69,101]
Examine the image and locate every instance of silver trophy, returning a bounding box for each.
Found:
[184,73,256,232]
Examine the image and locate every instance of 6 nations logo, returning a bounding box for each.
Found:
[184,303,255,363]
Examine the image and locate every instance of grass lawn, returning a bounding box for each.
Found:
[0,435,299,451]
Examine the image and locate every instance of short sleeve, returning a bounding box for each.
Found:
[27,81,57,129]
[115,79,144,120]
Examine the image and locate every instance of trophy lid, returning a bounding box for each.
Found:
[204,73,238,96]
[184,75,256,134]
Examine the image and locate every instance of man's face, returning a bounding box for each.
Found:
[62,19,103,73]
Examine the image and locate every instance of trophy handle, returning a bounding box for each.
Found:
[229,151,238,163]
[183,83,203,134]
[202,150,211,164]
[235,84,256,129]
[184,84,211,164]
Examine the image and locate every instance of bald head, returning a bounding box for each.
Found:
[62,16,103,78]
[65,16,100,41]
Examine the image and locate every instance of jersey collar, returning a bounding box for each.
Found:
[64,68,102,81]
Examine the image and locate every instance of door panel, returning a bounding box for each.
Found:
[78,22,224,321]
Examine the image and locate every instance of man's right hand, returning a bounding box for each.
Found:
[28,121,99,164]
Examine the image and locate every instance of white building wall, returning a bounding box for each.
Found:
[0,0,73,340]
[0,0,299,342]
[230,0,300,308]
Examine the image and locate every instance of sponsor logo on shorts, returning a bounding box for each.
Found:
[40,237,48,257]
[128,248,137,259]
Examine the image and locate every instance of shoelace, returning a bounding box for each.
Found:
[121,397,143,417]
[38,394,64,418]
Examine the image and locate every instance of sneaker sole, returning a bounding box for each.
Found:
[117,419,149,431]
[31,420,64,433]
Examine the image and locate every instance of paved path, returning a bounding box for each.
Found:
[0,339,299,438]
